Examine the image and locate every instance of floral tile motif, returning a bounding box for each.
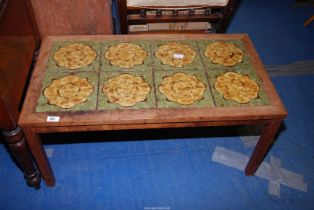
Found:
[207,69,269,107]
[198,40,254,73]
[154,70,214,108]
[36,71,99,112]
[46,41,101,73]
[36,39,269,112]
[98,70,156,110]
[151,40,204,71]
[101,41,153,72]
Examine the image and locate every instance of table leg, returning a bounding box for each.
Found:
[245,119,282,175]
[23,128,55,186]
[2,126,41,188]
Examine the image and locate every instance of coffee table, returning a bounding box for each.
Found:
[19,34,287,187]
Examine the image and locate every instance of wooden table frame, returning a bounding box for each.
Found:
[19,34,287,187]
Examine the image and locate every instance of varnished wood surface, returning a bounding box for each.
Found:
[30,0,113,38]
[32,119,273,134]
[19,34,287,131]
[0,0,38,126]
[0,37,36,123]
[0,0,41,187]
[245,119,282,175]
[23,127,55,186]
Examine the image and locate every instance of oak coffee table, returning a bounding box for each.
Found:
[19,34,287,186]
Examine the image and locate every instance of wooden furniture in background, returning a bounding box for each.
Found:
[30,0,113,38]
[118,0,237,34]
[19,34,287,187]
[0,0,41,187]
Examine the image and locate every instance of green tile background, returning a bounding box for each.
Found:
[207,70,269,107]
[98,70,156,110]
[101,41,153,72]
[46,41,101,73]
[151,40,204,71]
[36,39,270,113]
[36,72,99,112]
[154,70,214,108]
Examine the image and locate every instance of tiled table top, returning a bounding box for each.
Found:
[36,38,269,113]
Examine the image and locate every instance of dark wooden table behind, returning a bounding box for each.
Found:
[0,0,41,187]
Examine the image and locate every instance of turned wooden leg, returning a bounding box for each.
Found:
[2,126,41,188]
[23,128,56,187]
[245,119,282,175]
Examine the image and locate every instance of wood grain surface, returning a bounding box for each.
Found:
[30,0,113,38]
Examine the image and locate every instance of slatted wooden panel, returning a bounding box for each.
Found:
[30,0,113,38]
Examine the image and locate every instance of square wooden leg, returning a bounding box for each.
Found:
[245,119,282,175]
[23,128,56,186]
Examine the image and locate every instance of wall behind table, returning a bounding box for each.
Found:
[30,0,113,38]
